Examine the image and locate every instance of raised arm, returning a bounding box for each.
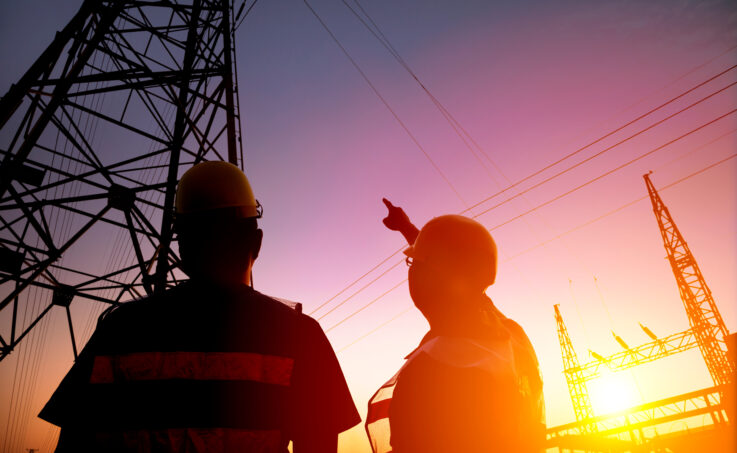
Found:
[382,198,419,245]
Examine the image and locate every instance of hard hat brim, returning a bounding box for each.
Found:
[176,203,262,220]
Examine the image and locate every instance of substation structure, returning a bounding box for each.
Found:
[546,174,736,452]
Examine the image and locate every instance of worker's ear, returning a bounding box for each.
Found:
[250,228,263,260]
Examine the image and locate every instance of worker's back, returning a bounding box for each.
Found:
[41,281,358,452]
[390,351,521,452]
[386,318,545,453]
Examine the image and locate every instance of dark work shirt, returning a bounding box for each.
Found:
[40,281,360,452]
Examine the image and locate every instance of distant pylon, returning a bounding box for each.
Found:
[644,172,733,388]
[554,304,596,433]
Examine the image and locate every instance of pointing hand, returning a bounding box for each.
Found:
[382,198,411,231]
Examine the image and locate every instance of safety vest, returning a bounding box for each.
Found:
[366,322,545,453]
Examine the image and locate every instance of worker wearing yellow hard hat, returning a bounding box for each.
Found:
[174,161,263,287]
[366,199,545,453]
[175,160,261,217]
[41,161,360,453]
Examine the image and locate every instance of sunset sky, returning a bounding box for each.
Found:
[1,0,736,451]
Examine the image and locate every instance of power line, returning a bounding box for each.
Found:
[311,74,736,318]
[340,0,737,215]
[467,78,737,218]
[505,128,736,261]
[321,108,736,335]
[325,278,406,332]
[476,108,736,226]
[234,0,260,31]
[340,0,506,185]
[301,1,736,320]
[313,252,404,319]
[314,263,405,322]
[308,244,404,316]
[334,150,737,352]
[301,0,467,205]
[337,306,413,353]
[336,2,737,338]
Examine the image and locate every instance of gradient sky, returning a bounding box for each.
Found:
[1,0,736,451]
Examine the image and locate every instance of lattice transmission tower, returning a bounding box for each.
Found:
[643,172,732,387]
[0,0,246,361]
[552,172,733,440]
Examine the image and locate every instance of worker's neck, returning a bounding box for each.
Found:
[426,293,489,332]
[188,266,253,289]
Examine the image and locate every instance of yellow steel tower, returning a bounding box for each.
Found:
[549,173,734,451]
[644,172,733,388]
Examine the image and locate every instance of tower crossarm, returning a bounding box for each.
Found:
[579,329,697,380]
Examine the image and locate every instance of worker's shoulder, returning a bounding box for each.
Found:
[248,290,303,316]
[502,318,535,347]
[250,290,323,330]
[97,283,318,334]
[96,281,195,324]
[502,318,526,335]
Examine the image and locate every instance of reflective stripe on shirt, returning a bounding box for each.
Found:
[89,351,294,386]
[94,427,281,453]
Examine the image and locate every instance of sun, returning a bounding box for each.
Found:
[589,371,639,415]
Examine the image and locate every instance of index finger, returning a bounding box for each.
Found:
[382,198,395,209]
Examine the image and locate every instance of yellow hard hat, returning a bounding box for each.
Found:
[405,215,497,289]
[175,161,261,218]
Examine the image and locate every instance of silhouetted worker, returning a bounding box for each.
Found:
[40,162,360,452]
[366,199,545,453]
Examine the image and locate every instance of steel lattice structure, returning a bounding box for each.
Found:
[0,0,244,362]
[581,329,698,380]
[547,385,730,450]
[555,304,597,432]
[553,173,734,442]
[644,172,733,387]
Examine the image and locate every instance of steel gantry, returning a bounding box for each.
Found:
[553,172,733,442]
[0,0,246,361]
[555,304,597,432]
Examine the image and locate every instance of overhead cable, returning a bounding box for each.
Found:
[321,108,736,331]
[301,0,467,205]
[476,108,736,224]
[312,77,736,318]
[342,0,737,205]
[457,63,736,212]
[506,129,736,260]
[234,0,260,31]
[341,0,505,184]
[309,244,405,316]
[335,150,737,351]
[469,80,737,218]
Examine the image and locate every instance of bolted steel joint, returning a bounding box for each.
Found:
[107,184,136,211]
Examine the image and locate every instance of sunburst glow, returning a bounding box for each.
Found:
[589,371,639,415]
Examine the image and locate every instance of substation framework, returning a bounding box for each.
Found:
[0,0,245,361]
[549,173,735,451]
